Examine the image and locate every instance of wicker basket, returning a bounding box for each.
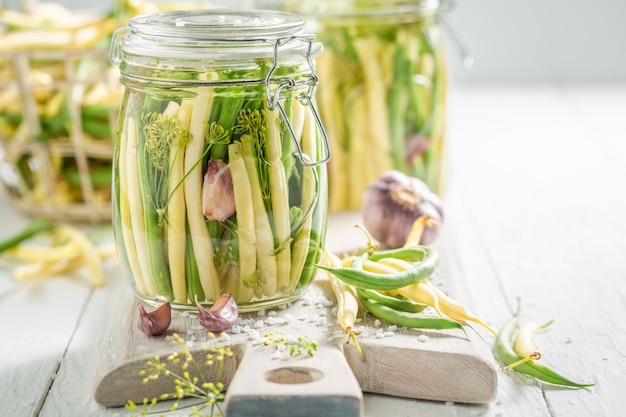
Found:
[0,48,119,223]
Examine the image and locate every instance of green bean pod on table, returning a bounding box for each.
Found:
[319,222,493,337]
[495,302,595,388]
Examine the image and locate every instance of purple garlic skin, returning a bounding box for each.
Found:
[196,294,239,333]
[362,170,444,248]
[202,160,236,222]
[138,302,172,336]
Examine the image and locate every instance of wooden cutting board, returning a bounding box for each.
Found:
[93,213,497,416]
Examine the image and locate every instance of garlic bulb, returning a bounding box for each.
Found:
[137,302,171,336]
[202,160,236,222]
[195,294,239,332]
[362,170,443,248]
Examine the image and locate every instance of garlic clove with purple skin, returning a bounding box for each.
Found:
[362,170,444,248]
[137,302,172,336]
[195,294,239,332]
[202,159,236,222]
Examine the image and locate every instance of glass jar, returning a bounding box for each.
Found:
[109,9,329,311]
[260,0,449,211]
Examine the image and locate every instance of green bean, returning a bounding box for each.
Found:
[315,246,439,290]
[0,218,55,254]
[495,304,594,388]
[359,295,466,336]
[356,287,427,313]
[368,246,435,263]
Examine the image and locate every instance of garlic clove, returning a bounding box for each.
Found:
[202,159,236,222]
[195,294,239,332]
[138,302,172,336]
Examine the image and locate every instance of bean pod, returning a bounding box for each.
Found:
[495,304,595,388]
[359,295,467,335]
[355,287,427,314]
[316,246,439,290]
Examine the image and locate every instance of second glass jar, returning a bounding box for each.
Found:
[262,0,449,211]
[110,9,329,311]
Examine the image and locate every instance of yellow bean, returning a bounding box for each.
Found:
[503,319,554,371]
[6,241,79,262]
[324,250,364,361]
[392,280,444,317]
[362,260,399,275]
[403,215,439,247]
[425,281,496,335]
[376,257,413,271]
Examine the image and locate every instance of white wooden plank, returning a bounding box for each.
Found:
[38,262,129,417]
[0,201,93,417]
[444,85,625,417]
[0,280,91,417]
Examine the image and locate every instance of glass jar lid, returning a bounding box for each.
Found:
[275,0,441,18]
[129,9,305,40]
[111,9,321,61]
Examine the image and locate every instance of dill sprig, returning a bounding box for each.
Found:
[126,332,233,417]
[262,331,318,357]
[234,109,271,201]
[142,111,192,220]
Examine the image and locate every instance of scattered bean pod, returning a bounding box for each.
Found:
[355,287,427,314]
[495,303,595,388]
[358,295,467,336]
[324,250,364,360]
[316,245,439,291]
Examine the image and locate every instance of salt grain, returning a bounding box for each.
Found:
[374,319,382,328]
[266,317,286,326]
[306,314,320,323]
[257,309,266,317]
[417,335,429,343]
[388,325,398,332]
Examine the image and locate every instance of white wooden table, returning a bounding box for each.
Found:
[1,85,624,417]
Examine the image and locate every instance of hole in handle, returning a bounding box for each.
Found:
[265,366,324,384]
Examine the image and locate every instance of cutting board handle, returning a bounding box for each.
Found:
[225,343,363,417]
